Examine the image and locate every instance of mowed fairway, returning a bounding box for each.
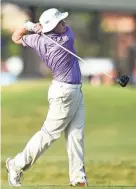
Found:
[1,80,136,189]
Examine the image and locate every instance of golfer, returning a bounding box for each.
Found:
[6,8,88,187]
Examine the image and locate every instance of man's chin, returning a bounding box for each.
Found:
[62,27,66,33]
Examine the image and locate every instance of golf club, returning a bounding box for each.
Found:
[41,33,129,87]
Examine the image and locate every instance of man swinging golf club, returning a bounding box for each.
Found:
[6,8,88,187]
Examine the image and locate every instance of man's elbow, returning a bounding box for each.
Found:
[11,35,16,43]
[12,27,27,44]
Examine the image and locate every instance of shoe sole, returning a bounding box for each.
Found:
[6,158,21,187]
[69,182,88,187]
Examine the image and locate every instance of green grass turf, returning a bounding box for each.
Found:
[1,185,136,189]
[1,80,136,187]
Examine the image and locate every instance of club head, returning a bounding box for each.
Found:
[114,75,129,87]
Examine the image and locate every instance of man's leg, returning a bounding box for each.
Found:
[64,93,87,186]
[13,97,73,171]
[6,82,80,187]
[12,129,57,171]
[6,129,56,187]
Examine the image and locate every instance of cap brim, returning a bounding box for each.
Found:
[41,12,68,33]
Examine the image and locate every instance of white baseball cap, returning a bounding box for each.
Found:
[39,8,68,33]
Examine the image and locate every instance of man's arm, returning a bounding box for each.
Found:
[12,27,27,45]
[12,21,42,45]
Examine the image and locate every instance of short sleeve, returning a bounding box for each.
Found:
[22,34,40,49]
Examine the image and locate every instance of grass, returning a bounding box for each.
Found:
[1,80,136,188]
[1,185,136,189]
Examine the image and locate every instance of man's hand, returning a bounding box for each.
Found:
[33,23,43,34]
[24,21,43,33]
[12,21,43,45]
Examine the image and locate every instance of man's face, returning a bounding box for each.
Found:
[54,20,66,34]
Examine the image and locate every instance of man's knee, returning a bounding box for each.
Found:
[69,128,84,141]
[41,128,61,141]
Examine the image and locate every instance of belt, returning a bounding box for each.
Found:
[66,81,81,85]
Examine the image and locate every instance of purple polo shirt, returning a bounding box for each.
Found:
[22,26,81,84]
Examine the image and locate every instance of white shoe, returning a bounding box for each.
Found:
[6,158,23,187]
[69,176,88,187]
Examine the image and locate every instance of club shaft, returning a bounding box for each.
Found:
[42,33,113,79]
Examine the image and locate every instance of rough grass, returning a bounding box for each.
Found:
[1,80,136,187]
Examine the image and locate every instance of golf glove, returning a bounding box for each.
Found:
[24,20,36,32]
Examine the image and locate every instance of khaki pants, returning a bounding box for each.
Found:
[14,80,86,182]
